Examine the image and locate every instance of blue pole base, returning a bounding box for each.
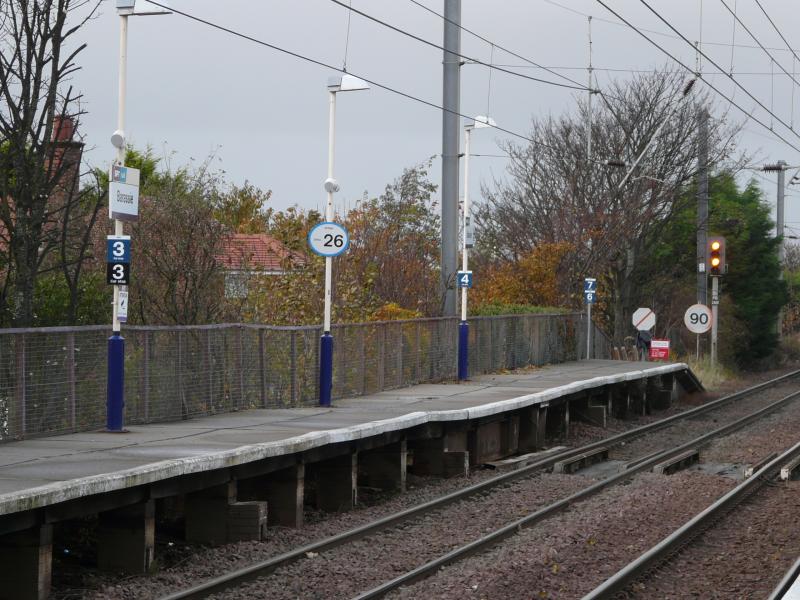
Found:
[319,332,334,407]
[458,321,469,381]
[106,332,126,432]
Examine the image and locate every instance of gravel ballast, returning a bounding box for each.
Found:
[57,369,800,599]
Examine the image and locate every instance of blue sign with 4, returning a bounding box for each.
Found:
[457,270,473,288]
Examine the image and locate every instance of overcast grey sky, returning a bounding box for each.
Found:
[71,0,800,234]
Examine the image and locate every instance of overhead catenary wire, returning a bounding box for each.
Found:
[544,0,795,54]
[716,0,800,92]
[593,0,800,155]
[143,0,611,164]
[406,0,590,90]
[327,0,589,91]
[636,0,800,138]
[593,0,800,154]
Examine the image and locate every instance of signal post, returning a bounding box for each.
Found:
[707,237,725,364]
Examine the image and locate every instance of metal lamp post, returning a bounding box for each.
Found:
[319,74,369,407]
[108,0,169,432]
[458,115,495,381]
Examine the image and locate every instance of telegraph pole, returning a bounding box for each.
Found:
[441,0,461,316]
[764,160,788,337]
[696,107,708,359]
[697,108,708,306]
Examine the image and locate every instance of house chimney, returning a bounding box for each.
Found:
[52,116,75,142]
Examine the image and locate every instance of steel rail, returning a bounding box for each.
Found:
[352,388,800,600]
[584,439,800,600]
[768,556,800,600]
[160,369,800,600]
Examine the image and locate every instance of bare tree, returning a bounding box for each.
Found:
[130,163,230,325]
[0,0,100,325]
[476,71,742,342]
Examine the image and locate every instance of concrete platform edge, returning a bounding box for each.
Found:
[0,363,690,515]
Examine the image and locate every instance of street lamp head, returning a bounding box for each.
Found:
[323,178,340,193]
[328,74,370,93]
[466,115,497,130]
[110,129,126,150]
[116,0,136,15]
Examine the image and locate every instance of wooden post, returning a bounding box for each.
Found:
[143,331,150,421]
[290,331,298,405]
[258,329,267,408]
[67,332,76,431]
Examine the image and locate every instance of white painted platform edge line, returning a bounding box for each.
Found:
[0,362,691,513]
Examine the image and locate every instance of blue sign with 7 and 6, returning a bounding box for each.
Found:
[107,235,131,263]
[584,277,597,304]
[457,270,473,288]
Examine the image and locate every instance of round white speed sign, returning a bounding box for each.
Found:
[684,303,712,334]
[308,222,350,257]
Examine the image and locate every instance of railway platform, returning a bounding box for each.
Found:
[0,359,701,599]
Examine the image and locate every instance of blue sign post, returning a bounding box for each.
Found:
[584,278,597,360]
[457,270,473,380]
[106,235,131,432]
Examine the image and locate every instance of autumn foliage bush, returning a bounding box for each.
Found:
[472,242,572,310]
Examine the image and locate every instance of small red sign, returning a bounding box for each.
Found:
[649,339,670,361]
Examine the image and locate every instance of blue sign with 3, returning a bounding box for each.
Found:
[107,235,131,263]
[457,270,473,288]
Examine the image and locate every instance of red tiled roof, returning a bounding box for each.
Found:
[218,233,308,271]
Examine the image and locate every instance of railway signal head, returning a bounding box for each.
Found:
[707,236,726,276]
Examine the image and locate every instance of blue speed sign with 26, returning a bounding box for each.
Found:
[308,222,350,257]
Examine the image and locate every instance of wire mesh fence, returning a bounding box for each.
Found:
[0,313,607,442]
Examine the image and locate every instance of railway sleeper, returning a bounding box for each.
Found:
[744,452,777,478]
[651,448,700,475]
[780,454,800,481]
[553,447,609,474]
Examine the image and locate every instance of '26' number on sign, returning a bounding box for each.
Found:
[690,312,709,326]
[323,234,345,248]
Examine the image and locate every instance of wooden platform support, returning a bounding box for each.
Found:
[359,441,407,492]
[97,500,155,573]
[409,430,469,478]
[313,453,358,512]
[518,405,548,452]
[185,481,267,544]
[0,524,52,600]
[238,464,305,528]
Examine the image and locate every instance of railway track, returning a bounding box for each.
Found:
[583,439,800,599]
[159,370,800,600]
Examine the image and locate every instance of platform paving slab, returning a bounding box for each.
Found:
[0,360,696,516]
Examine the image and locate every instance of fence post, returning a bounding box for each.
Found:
[143,331,150,422]
[67,332,76,432]
[360,327,367,395]
[377,325,386,391]
[236,326,244,410]
[258,329,267,408]
[14,334,26,439]
[206,329,213,412]
[396,323,403,388]
[290,331,298,405]
[415,322,422,383]
[178,331,187,420]
[338,326,347,398]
